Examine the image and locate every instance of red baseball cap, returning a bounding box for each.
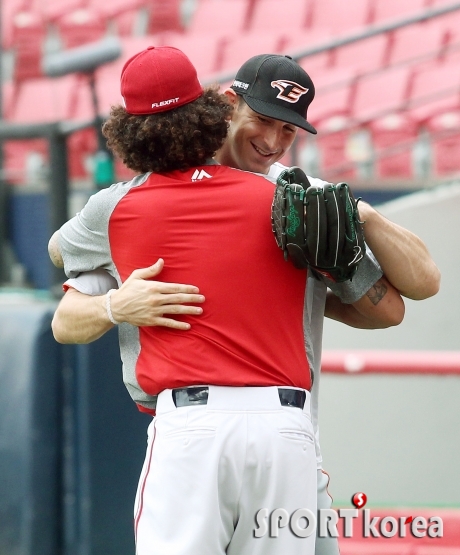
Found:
[120,46,204,115]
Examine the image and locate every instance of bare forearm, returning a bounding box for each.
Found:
[325,277,405,329]
[358,202,440,300]
[52,290,114,344]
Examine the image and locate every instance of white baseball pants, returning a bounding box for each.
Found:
[134,385,317,555]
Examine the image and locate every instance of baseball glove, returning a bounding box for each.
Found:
[271,166,366,282]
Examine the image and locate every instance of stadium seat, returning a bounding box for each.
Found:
[370,113,419,178]
[11,74,80,122]
[67,128,98,179]
[186,0,250,36]
[309,0,372,35]
[315,116,355,180]
[219,32,285,74]
[282,24,332,50]
[408,59,460,122]
[56,8,107,49]
[248,0,312,32]
[351,65,412,122]
[371,0,428,23]
[88,0,147,36]
[2,81,14,119]
[2,0,29,49]
[158,32,227,76]
[427,111,460,175]
[305,67,355,124]
[30,0,87,24]
[10,10,46,82]
[3,138,48,185]
[435,8,460,56]
[387,21,447,66]
[296,51,333,82]
[146,0,183,34]
[331,33,391,74]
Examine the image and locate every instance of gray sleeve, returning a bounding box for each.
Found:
[58,188,115,279]
[323,245,383,304]
[64,269,119,295]
[58,174,148,279]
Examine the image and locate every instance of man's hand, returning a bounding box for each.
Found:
[52,259,205,344]
[109,259,205,329]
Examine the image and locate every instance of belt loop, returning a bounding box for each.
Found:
[156,389,177,414]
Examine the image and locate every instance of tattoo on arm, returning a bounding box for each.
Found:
[366,280,387,306]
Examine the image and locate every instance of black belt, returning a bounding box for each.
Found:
[171,386,306,409]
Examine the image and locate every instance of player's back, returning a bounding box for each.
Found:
[109,165,312,396]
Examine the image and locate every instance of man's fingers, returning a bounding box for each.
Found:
[160,304,203,315]
[155,293,205,306]
[156,318,192,330]
[154,283,202,294]
[131,259,165,280]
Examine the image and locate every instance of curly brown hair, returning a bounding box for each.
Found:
[102,86,232,173]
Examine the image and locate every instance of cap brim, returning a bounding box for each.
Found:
[244,95,317,135]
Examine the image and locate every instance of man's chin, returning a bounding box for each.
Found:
[243,159,272,175]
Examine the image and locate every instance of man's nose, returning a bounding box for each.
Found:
[262,127,281,151]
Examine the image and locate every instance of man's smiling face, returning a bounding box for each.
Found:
[216,93,298,174]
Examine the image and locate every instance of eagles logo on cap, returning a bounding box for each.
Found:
[271,80,310,104]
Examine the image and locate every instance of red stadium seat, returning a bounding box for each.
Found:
[3,138,48,185]
[11,74,80,122]
[158,32,227,76]
[30,0,87,24]
[88,0,147,36]
[371,0,428,23]
[427,111,460,175]
[2,0,29,49]
[408,59,460,122]
[387,21,447,66]
[56,8,107,49]
[351,65,412,122]
[309,0,372,35]
[370,113,419,178]
[306,67,355,124]
[1,81,14,119]
[315,116,355,180]
[331,33,391,74]
[281,27,333,55]
[219,32,285,74]
[435,9,460,56]
[186,0,250,36]
[10,10,46,82]
[248,0,312,32]
[146,0,183,34]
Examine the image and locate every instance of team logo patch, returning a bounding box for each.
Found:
[191,169,212,181]
[271,80,309,103]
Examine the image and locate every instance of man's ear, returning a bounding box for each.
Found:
[223,88,238,107]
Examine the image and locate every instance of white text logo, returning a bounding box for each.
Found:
[152,97,179,108]
[254,508,443,539]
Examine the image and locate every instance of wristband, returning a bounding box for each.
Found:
[106,289,120,325]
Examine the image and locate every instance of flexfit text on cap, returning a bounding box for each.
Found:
[231,54,317,134]
[121,46,204,115]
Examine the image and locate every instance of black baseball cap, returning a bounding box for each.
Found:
[231,54,317,134]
